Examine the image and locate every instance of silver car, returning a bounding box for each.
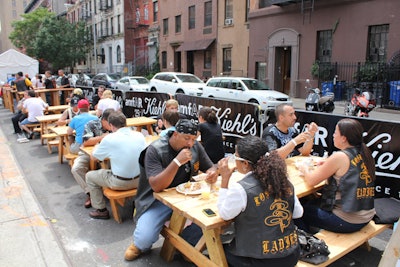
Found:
[114,76,150,92]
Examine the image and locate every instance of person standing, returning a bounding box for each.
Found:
[124,119,218,261]
[262,104,318,159]
[197,106,225,163]
[58,69,70,105]
[297,118,375,233]
[71,108,113,209]
[43,71,55,105]
[13,71,32,92]
[217,135,303,266]
[85,111,147,219]
[91,85,105,110]
[67,99,98,154]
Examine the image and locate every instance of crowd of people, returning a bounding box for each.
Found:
[6,72,377,266]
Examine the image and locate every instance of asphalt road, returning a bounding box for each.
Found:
[1,98,398,267]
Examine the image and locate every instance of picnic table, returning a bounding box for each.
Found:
[126,117,157,135]
[35,113,63,145]
[154,155,323,267]
[50,126,70,164]
[47,104,70,114]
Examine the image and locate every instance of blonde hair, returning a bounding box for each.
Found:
[166,99,179,108]
[102,90,113,99]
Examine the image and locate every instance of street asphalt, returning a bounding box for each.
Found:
[0,98,397,267]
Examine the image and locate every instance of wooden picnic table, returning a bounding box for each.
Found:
[47,104,70,114]
[154,155,324,267]
[50,126,70,164]
[126,117,157,135]
[33,88,74,106]
[35,113,63,145]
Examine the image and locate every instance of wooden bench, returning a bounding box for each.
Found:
[103,187,137,223]
[297,221,390,267]
[64,153,78,167]
[26,123,41,138]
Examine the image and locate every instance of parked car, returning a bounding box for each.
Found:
[149,72,204,96]
[203,77,292,111]
[68,73,92,87]
[91,73,120,88]
[114,76,150,92]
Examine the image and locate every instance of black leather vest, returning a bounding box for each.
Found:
[230,175,299,259]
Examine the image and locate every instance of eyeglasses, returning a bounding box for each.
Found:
[231,154,253,164]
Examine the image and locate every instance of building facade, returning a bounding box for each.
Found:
[248,0,400,97]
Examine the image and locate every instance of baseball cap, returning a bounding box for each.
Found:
[70,96,80,107]
[77,99,90,109]
[175,119,197,135]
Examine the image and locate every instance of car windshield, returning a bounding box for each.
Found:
[176,74,202,83]
[242,79,271,90]
[133,78,149,84]
[108,74,120,80]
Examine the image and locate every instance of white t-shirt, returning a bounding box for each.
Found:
[23,97,48,121]
[97,98,120,113]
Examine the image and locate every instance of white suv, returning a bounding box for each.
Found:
[203,77,292,111]
[149,72,204,96]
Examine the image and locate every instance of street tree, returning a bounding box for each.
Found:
[9,7,54,56]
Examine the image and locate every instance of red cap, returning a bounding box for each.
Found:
[77,99,90,109]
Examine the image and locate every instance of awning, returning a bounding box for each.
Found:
[176,38,215,52]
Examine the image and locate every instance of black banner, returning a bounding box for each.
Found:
[293,110,400,200]
[123,91,171,118]
[175,94,260,154]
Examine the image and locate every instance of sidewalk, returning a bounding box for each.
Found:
[0,126,70,266]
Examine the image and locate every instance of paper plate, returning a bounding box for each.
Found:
[176,181,208,195]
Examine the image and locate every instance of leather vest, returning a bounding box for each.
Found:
[321,147,374,212]
[16,78,28,91]
[231,175,299,259]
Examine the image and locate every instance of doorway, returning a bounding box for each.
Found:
[187,51,194,74]
[274,47,291,95]
[174,51,181,72]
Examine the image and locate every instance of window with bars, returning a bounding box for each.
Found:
[175,15,181,33]
[204,1,212,27]
[317,30,332,63]
[189,6,195,29]
[162,51,167,69]
[163,18,169,35]
[367,24,389,62]
[223,48,232,72]
[204,50,211,69]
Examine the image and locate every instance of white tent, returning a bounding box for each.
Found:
[0,49,39,82]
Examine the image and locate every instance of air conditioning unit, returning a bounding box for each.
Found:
[225,18,233,26]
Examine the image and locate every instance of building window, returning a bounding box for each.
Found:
[175,15,181,33]
[153,1,158,22]
[12,0,16,7]
[259,0,269,8]
[204,1,212,27]
[223,48,231,72]
[189,5,195,29]
[101,48,105,64]
[367,24,389,62]
[317,30,332,63]
[204,50,211,69]
[161,51,167,69]
[12,10,17,18]
[245,0,250,22]
[117,15,121,33]
[225,0,233,19]
[110,17,114,35]
[117,45,121,63]
[163,18,169,35]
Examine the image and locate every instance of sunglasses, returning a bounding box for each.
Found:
[231,154,253,164]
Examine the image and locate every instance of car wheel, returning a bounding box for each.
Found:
[176,89,184,94]
[151,87,157,92]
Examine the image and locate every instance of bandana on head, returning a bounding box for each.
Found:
[175,119,198,135]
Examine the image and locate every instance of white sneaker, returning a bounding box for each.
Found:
[17,137,29,143]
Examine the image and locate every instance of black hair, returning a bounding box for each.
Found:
[199,106,218,124]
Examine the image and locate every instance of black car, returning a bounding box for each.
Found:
[91,73,120,88]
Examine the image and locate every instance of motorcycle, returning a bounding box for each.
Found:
[305,83,335,113]
[345,88,376,117]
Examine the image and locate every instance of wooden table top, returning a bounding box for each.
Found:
[36,113,63,122]
[126,117,157,127]
[50,126,69,136]
[47,105,70,112]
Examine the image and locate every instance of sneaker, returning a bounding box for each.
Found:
[89,209,110,220]
[124,244,141,261]
[84,195,92,208]
[17,137,30,143]
[27,132,34,139]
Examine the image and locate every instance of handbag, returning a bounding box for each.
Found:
[297,228,330,265]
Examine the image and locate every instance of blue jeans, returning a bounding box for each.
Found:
[133,200,173,251]
[296,203,368,233]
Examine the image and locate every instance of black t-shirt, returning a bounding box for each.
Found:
[44,78,55,89]
[198,122,225,163]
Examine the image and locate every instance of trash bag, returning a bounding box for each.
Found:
[298,228,330,265]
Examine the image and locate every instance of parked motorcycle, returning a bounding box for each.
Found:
[305,85,335,113]
[344,88,376,117]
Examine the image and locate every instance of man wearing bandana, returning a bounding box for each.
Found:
[125,119,218,261]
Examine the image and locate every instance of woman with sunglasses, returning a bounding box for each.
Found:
[217,135,303,267]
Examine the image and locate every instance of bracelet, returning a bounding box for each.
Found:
[173,158,182,167]
[291,139,298,147]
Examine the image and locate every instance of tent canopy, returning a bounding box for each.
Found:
[0,49,39,83]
